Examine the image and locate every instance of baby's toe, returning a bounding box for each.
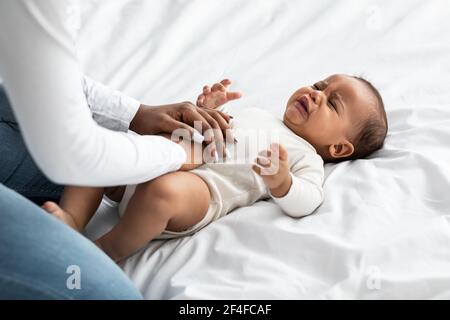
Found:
[42,201,67,221]
[42,201,59,214]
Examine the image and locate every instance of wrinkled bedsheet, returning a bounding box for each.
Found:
[80,0,450,299]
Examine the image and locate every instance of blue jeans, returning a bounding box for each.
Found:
[0,86,63,205]
[0,87,143,299]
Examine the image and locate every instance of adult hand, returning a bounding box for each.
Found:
[129,102,234,157]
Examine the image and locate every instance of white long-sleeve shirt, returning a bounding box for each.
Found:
[0,0,186,186]
[81,76,141,133]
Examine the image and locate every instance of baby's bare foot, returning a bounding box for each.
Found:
[42,201,80,231]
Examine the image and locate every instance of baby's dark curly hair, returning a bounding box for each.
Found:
[335,77,388,162]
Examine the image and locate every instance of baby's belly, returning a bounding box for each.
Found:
[191,162,268,216]
[190,125,279,214]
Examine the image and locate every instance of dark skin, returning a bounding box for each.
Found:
[42,75,381,260]
[41,132,211,258]
[198,75,380,197]
[40,102,233,237]
[130,101,235,168]
[44,132,204,229]
[283,74,378,162]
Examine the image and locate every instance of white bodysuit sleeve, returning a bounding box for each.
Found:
[81,76,141,132]
[0,0,186,186]
[271,152,325,218]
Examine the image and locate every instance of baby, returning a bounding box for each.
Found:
[43,74,388,262]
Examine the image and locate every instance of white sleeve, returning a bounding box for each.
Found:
[0,0,186,186]
[271,152,324,218]
[81,76,141,132]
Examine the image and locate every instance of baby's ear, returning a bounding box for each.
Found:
[328,141,354,159]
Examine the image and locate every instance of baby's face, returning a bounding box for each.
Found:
[283,74,377,160]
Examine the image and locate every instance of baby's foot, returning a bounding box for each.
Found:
[42,201,79,231]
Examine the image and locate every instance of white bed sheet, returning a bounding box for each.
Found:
[80,0,450,299]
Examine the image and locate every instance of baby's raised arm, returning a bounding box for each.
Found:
[197,79,242,109]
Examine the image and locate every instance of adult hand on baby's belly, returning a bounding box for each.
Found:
[129,102,232,157]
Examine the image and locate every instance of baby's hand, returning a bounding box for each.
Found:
[197,79,242,109]
[252,143,292,198]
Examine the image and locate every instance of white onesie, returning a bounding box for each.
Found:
[119,107,324,238]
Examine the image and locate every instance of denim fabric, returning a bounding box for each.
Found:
[0,183,143,299]
[0,86,63,204]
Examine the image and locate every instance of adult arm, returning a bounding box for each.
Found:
[0,0,186,186]
[82,76,234,159]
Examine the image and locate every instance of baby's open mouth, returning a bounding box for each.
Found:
[294,96,309,118]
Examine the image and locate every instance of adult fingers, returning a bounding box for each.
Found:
[205,109,236,143]
[197,94,205,107]
[183,108,213,137]
[180,109,221,161]
[196,109,225,153]
[204,109,230,131]
[162,116,196,140]
[217,110,232,123]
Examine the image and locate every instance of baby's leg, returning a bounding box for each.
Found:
[96,172,210,262]
[42,186,125,232]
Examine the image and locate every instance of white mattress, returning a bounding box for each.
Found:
[80,0,450,299]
